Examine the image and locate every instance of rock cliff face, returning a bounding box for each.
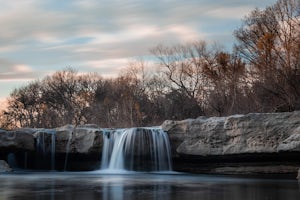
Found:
[0,129,35,152]
[55,124,103,154]
[0,124,104,156]
[0,111,299,175]
[162,111,300,175]
[0,125,104,171]
[162,111,300,156]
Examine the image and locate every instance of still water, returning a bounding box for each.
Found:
[0,171,299,200]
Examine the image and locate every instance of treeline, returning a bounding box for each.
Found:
[1,0,299,129]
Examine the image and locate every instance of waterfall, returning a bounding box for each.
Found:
[101,129,116,169]
[100,127,172,172]
[7,153,17,169]
[51,133,55,171]
[35,129,56,170]
[63,130,73,171]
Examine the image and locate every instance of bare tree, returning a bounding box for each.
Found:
[1,81,43,128]
[235,0,300,111]
[151,41,217,118]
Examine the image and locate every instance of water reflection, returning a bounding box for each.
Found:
[0,172,299,200]
[102,177,124,200]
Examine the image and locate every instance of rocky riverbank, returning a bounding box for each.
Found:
[0,111,299,176]
[0,125,104,171]
[162,111,300,176]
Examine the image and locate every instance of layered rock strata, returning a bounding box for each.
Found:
[162,111,300,175]
[0,111,299,175]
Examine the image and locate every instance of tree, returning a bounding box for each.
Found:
[235,0,300,111]
[1,68,104,128]
[151,41,214,118]
[151,41,251,117]
[2,80,43,128]
[202,51,249,116]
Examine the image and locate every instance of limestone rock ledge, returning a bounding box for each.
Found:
[162,111,300,175]
[0,129,34,152]
[55,124,103,154]
[162,111,300,157]
[0,125,104,171]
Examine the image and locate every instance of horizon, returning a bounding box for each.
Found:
[0,0,277,108]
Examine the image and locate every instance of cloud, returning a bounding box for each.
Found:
[82,58,130,77]
[0,0,276,57]
[0,0,278,100]
[0,58,36,80]
[205,6,254,19]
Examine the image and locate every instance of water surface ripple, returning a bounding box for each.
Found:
[0,172,299,200]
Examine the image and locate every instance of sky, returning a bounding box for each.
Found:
[0,0,277,108]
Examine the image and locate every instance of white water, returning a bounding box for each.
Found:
[100,127,172,172]
[35,129,56,170]
[63,129,73,171]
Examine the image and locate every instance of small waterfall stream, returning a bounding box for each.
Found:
[63,129,73,171]
[9,126,172,172]
[50,133,55,170]
[35,129,56,170]
[100,127,172,172]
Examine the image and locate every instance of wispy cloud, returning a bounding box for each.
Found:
[83,58,130,77]
[0,59,34,80]
[0,0,278,100]
[205,6,254,19]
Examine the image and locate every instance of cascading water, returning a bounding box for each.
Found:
[51,133,55,170]
[63,129,73,171]
[100,127,172,172]
[7,153,17,169]
[35,129,56,170]
[101,129,115,169]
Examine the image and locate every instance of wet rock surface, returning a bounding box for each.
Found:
[0,160,12,172]
[0,129,35,152]
[163,111,300,174]
[162,111,300,156]
[55,124,103,154]
[1,112,299,174]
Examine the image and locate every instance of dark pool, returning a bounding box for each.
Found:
[0,171,299,200]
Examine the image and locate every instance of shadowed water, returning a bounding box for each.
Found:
[0,172,299,200]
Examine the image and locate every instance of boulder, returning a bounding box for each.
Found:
[55,125,75,153]
[0,160,12,172]
[0,129,35,152]
[162,119,193,157]
[162,111,300,156]
[72,125,103,154]
[55,124,103,154]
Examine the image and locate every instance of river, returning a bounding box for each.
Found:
[0,171,299,200]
